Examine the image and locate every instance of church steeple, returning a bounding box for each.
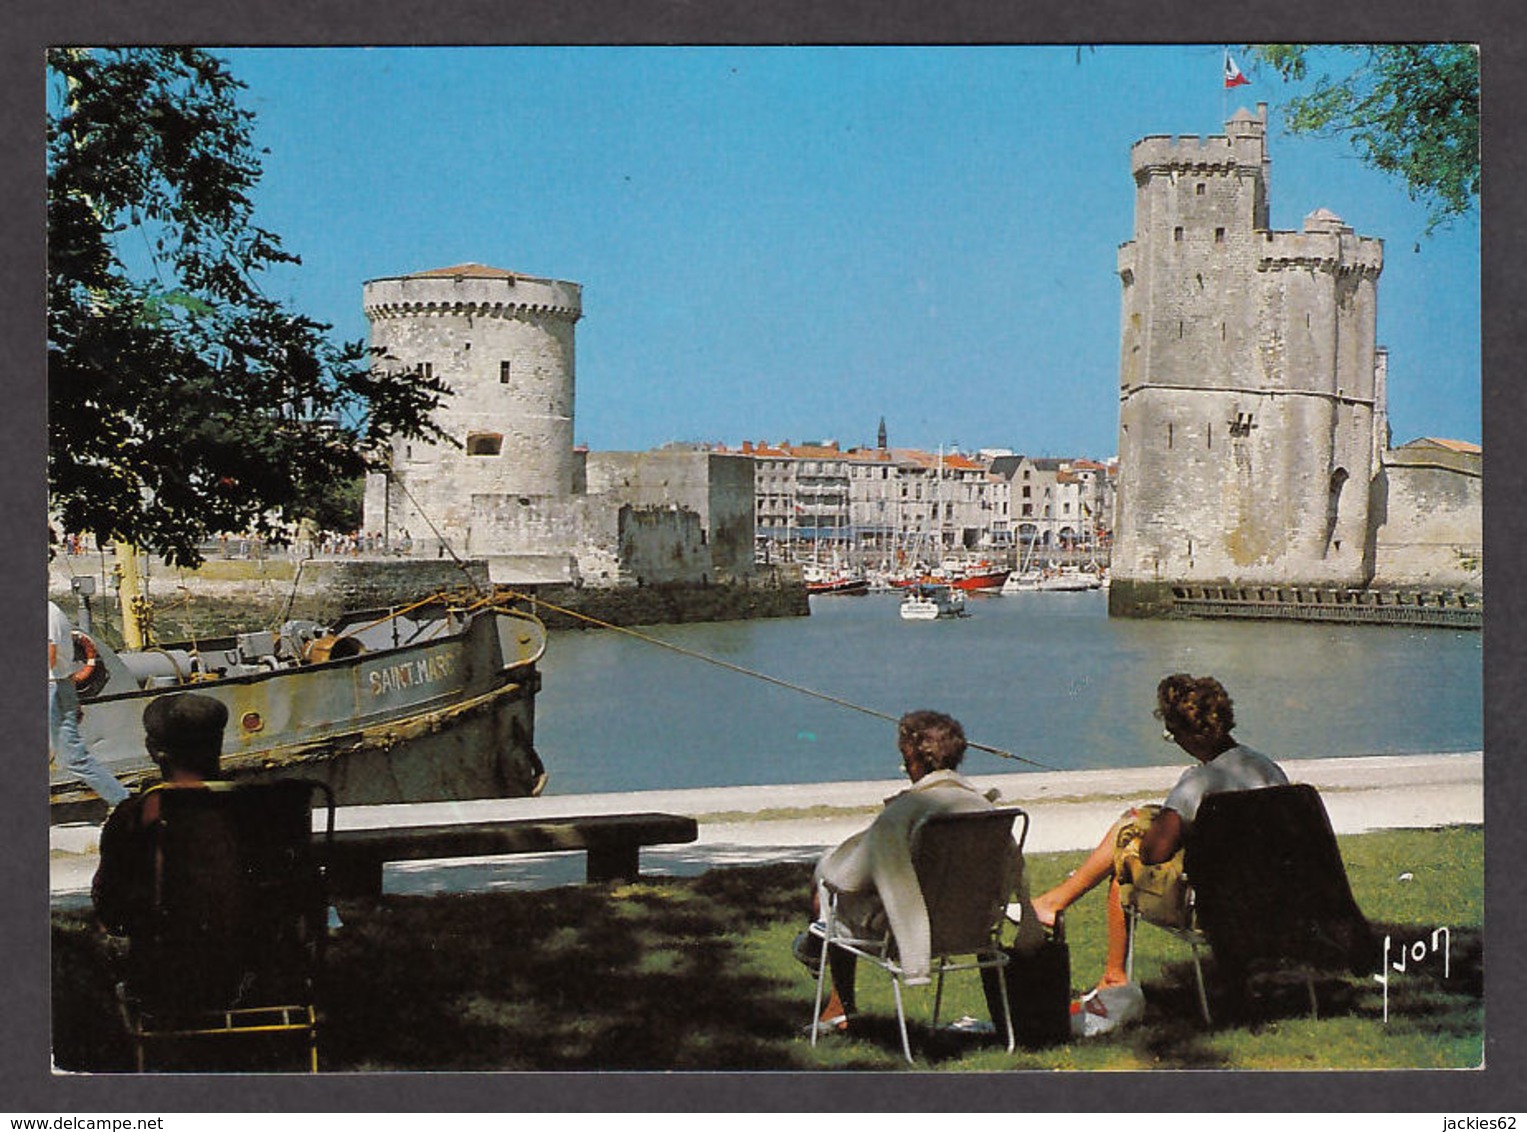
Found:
[877,416,887,451]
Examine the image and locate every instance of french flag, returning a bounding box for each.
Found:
[1224,52,1251,88]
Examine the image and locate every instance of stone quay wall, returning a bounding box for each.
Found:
[52,558,807,646]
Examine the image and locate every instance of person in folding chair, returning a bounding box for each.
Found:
[1029,673,1288,1037]
[795,709,1034,1039]
[94,692,329,1071]
[92,692,253,1068]
[92,692,232,942]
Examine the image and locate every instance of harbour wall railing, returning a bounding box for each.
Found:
[1169,583,1482,629]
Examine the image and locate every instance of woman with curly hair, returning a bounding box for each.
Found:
[1029,674,1287,1036]
[796,710,1031,1038]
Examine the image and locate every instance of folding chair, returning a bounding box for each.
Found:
[113,778,335,1071]
[810,806,1028,1063]
[1124,783,1372,1025]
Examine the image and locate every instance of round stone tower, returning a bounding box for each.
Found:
[361,264,582,553]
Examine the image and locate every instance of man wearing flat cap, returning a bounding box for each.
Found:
[92,692,230,937]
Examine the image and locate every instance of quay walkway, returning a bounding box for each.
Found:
[49,751,1482,904]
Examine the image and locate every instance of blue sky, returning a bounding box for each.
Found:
[217,44,1480,458]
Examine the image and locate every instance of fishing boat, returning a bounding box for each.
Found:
[944,563,1011,592]
[891,559,1010,593]
[803,565,870,596]
[899,583,966,621]
[50,594,549,823]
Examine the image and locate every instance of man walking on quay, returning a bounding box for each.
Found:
[49,564,129,809]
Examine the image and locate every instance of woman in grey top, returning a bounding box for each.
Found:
[1029,674,1287,1035]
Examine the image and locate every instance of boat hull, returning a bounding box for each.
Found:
[50,607,548,824]
[950,570,1010,592]
[806,578,871,596]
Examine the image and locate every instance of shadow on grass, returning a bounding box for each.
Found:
[50,858,1483,1073]
[1127,920,1483,1068]
[54,863,833,1072]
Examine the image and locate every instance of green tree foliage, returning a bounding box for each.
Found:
[47,48,453,566]
[1251,44,1479,235]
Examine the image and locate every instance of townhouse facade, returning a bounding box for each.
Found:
[734,438,1113,562]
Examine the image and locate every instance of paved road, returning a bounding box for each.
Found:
[50,750,1482,904]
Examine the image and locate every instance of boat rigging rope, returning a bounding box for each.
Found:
[492,588,1063,773]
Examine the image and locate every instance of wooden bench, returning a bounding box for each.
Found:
[319,812,699,897]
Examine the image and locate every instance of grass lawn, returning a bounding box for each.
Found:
[50,825,1482,1072]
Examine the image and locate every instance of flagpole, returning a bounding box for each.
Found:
[1221,47,1227,128]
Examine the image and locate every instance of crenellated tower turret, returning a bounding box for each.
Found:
[361,264,583,555]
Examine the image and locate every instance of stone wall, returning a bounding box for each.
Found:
[511,575,808,630]
[465,493,712,587]
[54,558,807,647]
[1372,453,1483,588]
[617,504,710,585]
[586,450,756,581]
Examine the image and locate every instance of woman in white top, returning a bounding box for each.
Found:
[1029,674,1287,1035]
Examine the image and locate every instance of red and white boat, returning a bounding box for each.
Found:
[894,558,1010,592]
[946,564,1011,592]
[803,565,871,596]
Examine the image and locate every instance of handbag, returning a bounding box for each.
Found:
[1120,853,1191,928]
[1001,910,1072,1047]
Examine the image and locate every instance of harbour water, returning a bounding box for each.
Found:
[534,589,1483,796]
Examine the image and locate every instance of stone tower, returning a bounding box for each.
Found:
[1110,105,1386,617]
[361,264,582,554]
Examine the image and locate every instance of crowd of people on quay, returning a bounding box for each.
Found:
[49,526,420,563]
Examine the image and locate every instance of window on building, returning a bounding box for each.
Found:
[466,432,503,456]
[1174,227,1184,242]
[1214,227,1226,243]
[418,362,434,380]
[1022,486,1031,498]
[500,361,512,384]
[1196,183,1206,196]
[1230,411,1255,438]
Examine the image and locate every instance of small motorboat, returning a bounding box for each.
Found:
[899,583,966,621]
